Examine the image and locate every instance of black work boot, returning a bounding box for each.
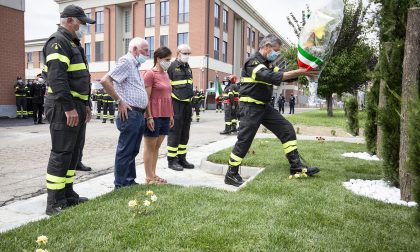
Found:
[65,185,89,207]
[102,119,106,123]
[230,124,237,134]
[110,119,114,124]
[225,165,244,187]
[46,189,68,216]
[168,157,183,171]
[220,125,231,135]
[286,150,320,176]
[178,155,195,169]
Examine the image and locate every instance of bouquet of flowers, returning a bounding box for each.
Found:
[297,0,344,74]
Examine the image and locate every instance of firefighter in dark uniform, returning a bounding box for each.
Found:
[26,80,34,117]
[199,89,206,112]
[220,75,237,134]
[31,74,47,124]
[15,77,28,119]
[95,88,104,119]
[166,44,195,171]
[192,87,201,122]
[224,34,321,187]
[230,76,239,133]
[42,5,95,215]
[101,91,115,123]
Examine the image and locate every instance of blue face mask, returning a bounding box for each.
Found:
[136,54,147,65]
[267,50,280,61]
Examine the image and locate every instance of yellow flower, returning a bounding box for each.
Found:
[294,173,301,178]
[128,200,138,208]
[150,195,158,202]
[313,24,326,39]
[302,173,308,178]
[146,190,154,196]
[144,200,151,207]
[36,235,48,245]
[288,175,293,179]
[302,168,308,173]
[36,249,48,252]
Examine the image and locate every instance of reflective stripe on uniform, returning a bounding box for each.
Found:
[171,93,192,102]
[273,66,280,73]
[283,140,298,154]
[239,96,265,105]
[167,145,178,157]
[68,63,87,72]
[46,174,66,183]
[46,53,70,67]
[170,79,193,85]
[177,144,187,155]
[46,182,65,190]
[240,77,272,86]
[252,64,267,80]
[47,86,89,101]
[46,173,66,190]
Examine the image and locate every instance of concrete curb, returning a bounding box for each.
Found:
[199,158,263,179]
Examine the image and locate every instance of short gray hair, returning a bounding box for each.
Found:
[258,34,282,49]
[177,44,191,53]
[129,37,148,53]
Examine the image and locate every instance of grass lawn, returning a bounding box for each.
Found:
[1,140,419,251]
[287,109,367,130]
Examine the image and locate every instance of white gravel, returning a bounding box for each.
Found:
[343,179,417,207]
[342,152,380,161]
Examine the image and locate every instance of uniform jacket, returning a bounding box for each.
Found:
[42,26,91,111]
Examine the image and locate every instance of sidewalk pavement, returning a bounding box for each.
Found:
[0,133,364,233]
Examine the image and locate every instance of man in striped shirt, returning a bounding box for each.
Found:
[100,37,149,189]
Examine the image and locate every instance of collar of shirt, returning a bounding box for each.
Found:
[57,26,81,44]
[174,59,190,68]
[255,52,269,65]
[126,52,140,67]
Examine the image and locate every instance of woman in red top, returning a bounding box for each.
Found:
[143,47,174,184]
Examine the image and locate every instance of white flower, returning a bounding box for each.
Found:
[143,200,151,207]
[128,200,138,208]
[36,249,48,252]
[36,235,48,245]
[146,190,154,196]
[150,195,157,202]
[294,173,301,178]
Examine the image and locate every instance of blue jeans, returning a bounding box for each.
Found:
[114,110,145,187]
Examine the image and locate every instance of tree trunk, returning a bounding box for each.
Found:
[399,7,420,202]
[376,79,386,158]
[326,93,333,117]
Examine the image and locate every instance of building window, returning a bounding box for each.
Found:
[145,36,154,58]
[124,10,131,33]
[160,35,168,47]
[160,0,169,25]
[124,38,131,54]
[178,0,189,23]
[86,13,91,34]
[95,41,104,61]
[95,11,104,33]
[85,43,91,63]
[27,52,32,65]
[145,3,155,27]
[214,36,219,60]
[214,3,220,27]
[222,41,227,63]
[39,51,45,65]
[223,9,228,32]
[247,27,251,46]
[177,32,188,46]
[252,30,255,47]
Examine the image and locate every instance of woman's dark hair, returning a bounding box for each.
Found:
[154,46,172,66]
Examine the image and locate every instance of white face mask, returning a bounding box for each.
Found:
[159,60,171,71]
[74,21,88,39]
[179,53,189,63]
[37,77,44,83]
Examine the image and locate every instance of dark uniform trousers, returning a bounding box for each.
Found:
[45,98,86,201]
[102,101,115,121]
[224,103,233,126]
[33,102,44,122]
[167,99,192,160]
[229,102,297,166]
[16,96,27,117]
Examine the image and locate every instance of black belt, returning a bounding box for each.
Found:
[131,106,145,113]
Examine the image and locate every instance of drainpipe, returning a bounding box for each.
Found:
[105,6,111,71]
[132,1,138,36]
[206,0,210,90]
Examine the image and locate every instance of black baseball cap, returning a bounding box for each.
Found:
[60,4,96,24]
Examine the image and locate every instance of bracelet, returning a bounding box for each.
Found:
[147,117,154,121]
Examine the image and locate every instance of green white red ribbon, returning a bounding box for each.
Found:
[297,44,323,70]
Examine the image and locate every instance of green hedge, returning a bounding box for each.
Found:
[408,97,420,226]
[345,96,359,136]
[365,79,380,154]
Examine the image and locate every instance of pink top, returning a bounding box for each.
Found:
[143,69,173,118]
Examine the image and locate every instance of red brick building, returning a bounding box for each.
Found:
[0,1,25,118]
